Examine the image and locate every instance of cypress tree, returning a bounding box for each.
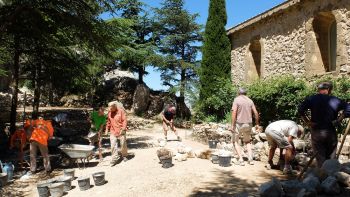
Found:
[200,0,231,116]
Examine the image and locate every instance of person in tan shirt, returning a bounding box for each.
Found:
[230,88,260,166]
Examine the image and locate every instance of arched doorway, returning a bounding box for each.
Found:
[312,12,337,72]
[247,37,261,81]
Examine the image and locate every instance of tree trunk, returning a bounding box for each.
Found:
[176,68,191,120]
[32,63,42,117]
[9,47,20,134]
[48,77,53,106]
[138,66,144,84]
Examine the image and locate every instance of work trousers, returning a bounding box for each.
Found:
[311,128,337,168]
[110,134,127,162]
[30,141,51,173]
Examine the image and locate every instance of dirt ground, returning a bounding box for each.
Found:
[2,124,289,197]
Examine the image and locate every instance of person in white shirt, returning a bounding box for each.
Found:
[265,120,303,174]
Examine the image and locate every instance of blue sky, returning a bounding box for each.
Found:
[115,0,286,90]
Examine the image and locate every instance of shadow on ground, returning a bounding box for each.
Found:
[126,136,153,150]
[189,169,260,197]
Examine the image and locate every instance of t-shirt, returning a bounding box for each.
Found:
[91,111,107,132]
[266,120,299,138]
[231,95,255,124]
[298,94,350,129]
[163,107,175,121]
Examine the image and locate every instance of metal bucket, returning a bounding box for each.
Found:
[92,172,105,186]
[0,173,7,187]
[218,155,231,167]
[37,182,52,197]
[57,176,72,192]
[77,176,90,191]
[208,140,218,149]
[211,153,219,164]
[63,169,75,180]
[48,182,64,197]
[160,156,173,168]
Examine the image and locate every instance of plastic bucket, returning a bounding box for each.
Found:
[211,153,219,164]
[160,156,173,168]
[92,172,106,186]
[77,176,90,191]
[48,182,64,197]
[0,173,7,187]
[63,169,75,180]
[57,176,72,192]
[218,155,231,167]
[208,140,218,149]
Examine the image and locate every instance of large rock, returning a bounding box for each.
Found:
[281,180,304,196]
[320,176,340,195]
[321,159,341,176]
[146,92,165,117]
[132,84,150,115]
[302,174,320,193]
[259,178,283,197]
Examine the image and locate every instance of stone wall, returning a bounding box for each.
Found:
[229,0,350,84]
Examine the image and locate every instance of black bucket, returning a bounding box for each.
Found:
[57,176,72,192]
[37,182,52,197]
[77,176,90,191]
[211,153,219,164]
[48,182,64,197]
[92,172,106,186]
[208,140,218,149]
[160,156,173,168]
[63,169,75,180]
[218,155,231,167]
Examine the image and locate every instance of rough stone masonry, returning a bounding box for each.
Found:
[227,0,350,84]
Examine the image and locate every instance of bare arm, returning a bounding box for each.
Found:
[252,104,259,126]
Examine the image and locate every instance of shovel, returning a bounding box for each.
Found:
[336,118,350,159]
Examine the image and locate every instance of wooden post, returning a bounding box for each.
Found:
[336,119,350,159]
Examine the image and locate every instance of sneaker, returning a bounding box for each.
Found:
[123,157,128,162]
[20,171,35,180]
[234,159,245,166]
[283,167,293,175]
[248,160,254,165]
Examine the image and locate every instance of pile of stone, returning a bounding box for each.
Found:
[192,123,232,142]
[259,159,350,196]
[127,116,155,130]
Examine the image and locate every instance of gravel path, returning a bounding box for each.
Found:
[5,124,287,197]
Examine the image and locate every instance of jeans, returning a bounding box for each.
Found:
[311,128,337,168]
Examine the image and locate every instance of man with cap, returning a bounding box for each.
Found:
[265,120,304,174]
[230,88,260,165]
[299,82,350,167]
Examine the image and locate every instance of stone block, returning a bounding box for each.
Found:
[302,174,321,192]
[281,180,304,196]
[321,159,341,176]
[320,176,340,195]
[259,178,283,197]
[334,171,350,187]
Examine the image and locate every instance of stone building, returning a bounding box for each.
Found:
[227,0,350,84]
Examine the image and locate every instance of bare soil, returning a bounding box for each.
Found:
[2,124,289,197]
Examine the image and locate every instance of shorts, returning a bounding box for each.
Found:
[232,123,253,143]
[265,127,291,149]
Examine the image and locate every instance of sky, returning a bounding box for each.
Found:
[116,0,287,90]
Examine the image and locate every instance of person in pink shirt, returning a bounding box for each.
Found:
[105,102,128,166]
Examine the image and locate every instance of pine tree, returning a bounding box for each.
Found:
[156,0,202,119]
[199,0,231,117]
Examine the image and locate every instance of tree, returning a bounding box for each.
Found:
[116,0,161,84]
[199,0,231,118]
[0,0,119,133]
[155,0,202,119]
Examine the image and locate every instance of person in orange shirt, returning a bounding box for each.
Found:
[105,102,128,166]
[10,127,27,168]
[24,115,54,175]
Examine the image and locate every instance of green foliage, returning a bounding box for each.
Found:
[199,0,231,118]
[247,76,312,126]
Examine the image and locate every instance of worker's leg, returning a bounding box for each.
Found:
[162,120,169,140]
[98,132,103,160]
[110,134,119,165]
[242,124,253,164]
[311,129,328,168]
[232,124,244,165]
[30,141,38,173]
[284,147,293,167]
[37,142,51,173]
[119,134,128,158]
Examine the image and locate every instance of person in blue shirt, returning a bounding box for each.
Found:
[298,82,350,167]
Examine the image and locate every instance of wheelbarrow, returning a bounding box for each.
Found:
[58,144,95,168]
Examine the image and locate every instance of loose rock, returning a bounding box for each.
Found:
[320,176,340,195]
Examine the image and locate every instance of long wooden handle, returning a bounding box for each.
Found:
[336,119,350,159]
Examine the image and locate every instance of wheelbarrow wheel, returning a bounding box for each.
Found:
[60,155,73,168]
